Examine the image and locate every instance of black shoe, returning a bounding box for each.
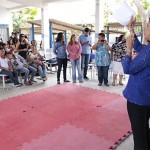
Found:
[15,83,22,87]
[64,80,70,82]
[57,81,60,84]
[105,83,109,86]
[84,76,89,80]
[98,83,102,86]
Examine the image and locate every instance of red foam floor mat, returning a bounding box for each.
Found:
[0,84,131,150]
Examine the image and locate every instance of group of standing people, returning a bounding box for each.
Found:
[53,27,127,87]
[53,28,92,84]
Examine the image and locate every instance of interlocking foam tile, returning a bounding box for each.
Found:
[69,108,130,142]
[102,97,128,114]
[45,84,122,107]
[0,109,62,150]
[0,84,130,150]
[20,124,113,150]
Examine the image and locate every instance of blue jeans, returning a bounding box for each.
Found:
[70,59,83,82]
[0,69,20,85]
[31,63,46,78]
[81,54,90,77]
[18,66,37,82]
[28,66,37,81]
[97,66,109,84]
[18,67,30,83]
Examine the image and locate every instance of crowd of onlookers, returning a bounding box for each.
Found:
[54,27,131,86]
[0,28,136,88]
[0,32,47,87]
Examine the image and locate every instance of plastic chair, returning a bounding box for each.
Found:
[0,74,8,89]
[88,54,96,79]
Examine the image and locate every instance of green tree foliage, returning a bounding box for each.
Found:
[12,8,38,32]
[136,0,150,21]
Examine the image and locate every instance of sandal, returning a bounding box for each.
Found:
[119,82,124,85]
[112,82,115,86]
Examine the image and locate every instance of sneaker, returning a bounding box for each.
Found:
[43,76,47,81]
[105,83,109,86]
[79,81,83,83]
[64,80,70,82]
[73,81,76,83]
[98,83,102,86]
[15,83,22,87]
[57,81,60,84]
[84,76,89,80]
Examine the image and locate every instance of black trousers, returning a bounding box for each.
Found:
[57,58,67,81]
[127,101,150,150]
[81,54,90,77]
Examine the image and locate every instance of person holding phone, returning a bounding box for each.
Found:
[92,33,112,86]
[78,28,92,80]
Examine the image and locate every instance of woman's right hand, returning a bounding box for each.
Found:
[126,34,134,50]
[129,16,135,35]
[129,16,135,28]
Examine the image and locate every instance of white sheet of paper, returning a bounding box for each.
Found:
[113,1,136,26]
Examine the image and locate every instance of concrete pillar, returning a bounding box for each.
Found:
[41,3,50,52]
[95,0,104,41]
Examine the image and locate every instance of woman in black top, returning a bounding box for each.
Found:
[15,34,31,60]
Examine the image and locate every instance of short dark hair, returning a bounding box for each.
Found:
[84,28,90,32]
[98,33,105,37]
[2,43,6,47]
[118,35,125,43]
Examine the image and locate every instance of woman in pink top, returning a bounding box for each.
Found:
[67,34,83,83]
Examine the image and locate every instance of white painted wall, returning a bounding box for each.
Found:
[0,6,13,36]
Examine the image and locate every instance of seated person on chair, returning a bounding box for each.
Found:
[0,47,21,87]
[26,45,47,81]
[6,51,37,85]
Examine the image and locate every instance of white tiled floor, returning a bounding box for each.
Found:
[0,70,134,150]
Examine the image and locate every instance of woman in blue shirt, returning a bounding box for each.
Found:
[53,32,70,84]
[92,33,111,86]
[121,17,150,150]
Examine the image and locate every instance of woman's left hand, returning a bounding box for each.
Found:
[104,40,108,44]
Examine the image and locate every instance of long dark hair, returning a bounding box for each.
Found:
[56,32,64,43]
[118,35,125,43]
[19,34,25,42]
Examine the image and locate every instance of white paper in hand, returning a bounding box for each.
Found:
[113,1,136,26]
